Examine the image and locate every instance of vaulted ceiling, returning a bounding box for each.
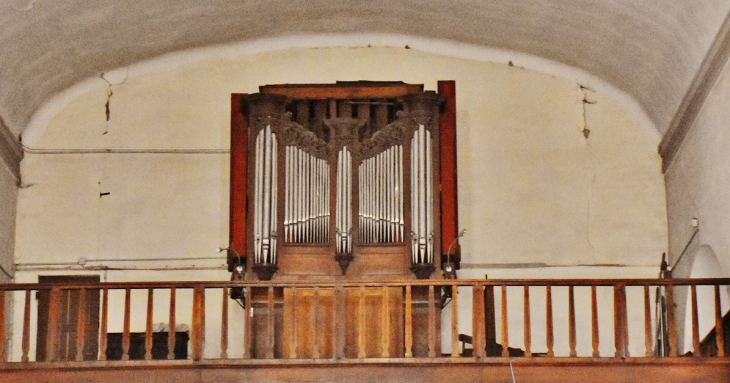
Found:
[1,0,730,142]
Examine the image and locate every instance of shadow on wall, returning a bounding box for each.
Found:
[672,244,730,354]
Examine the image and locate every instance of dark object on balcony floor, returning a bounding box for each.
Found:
[106,332,189,360]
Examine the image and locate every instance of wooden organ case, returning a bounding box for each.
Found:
[228,81,459,358]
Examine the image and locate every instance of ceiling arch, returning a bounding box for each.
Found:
[1,0,729,140]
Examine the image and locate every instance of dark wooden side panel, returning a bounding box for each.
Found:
[437,81,459,268]
[229,93,248,271]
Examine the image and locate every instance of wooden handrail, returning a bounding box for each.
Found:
[0,278,729,365]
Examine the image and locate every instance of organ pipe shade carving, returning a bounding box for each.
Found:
[253,125,278,265]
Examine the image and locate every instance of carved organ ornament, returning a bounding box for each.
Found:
[229,82,458,280]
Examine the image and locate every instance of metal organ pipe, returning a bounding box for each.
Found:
[411,124,433,265]
[283,147,329,245]
[253,125,278,265]
[358,145,404,244]
[336,147,352,254]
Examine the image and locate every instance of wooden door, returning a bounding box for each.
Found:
[36,275,100,361]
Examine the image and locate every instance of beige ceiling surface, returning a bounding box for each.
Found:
[1,0,729,138]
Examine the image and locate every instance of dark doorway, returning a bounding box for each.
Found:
[36,275,100,361]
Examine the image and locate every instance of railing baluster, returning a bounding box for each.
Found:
[644,285,652,357]
[568,285,576,357]
[312,287,320,359]
[0,291,5,363]
[99,288,108,361]
[75,288,87,361]
[168,287,176,360]
[523,285,531,357]
[715,284,725,357]
[451,284,459,358]
[472,283,486,359]
[614,283,629,358]
[192,286,206,361]
[266,286,274,359]
[591,285,599,357]
[428,285,436,358]
[221,287,228,359]
[691,284,700,355]
[46,286,62,362]
[145,289,154,360]
[546,285,554,357]
[666,284,677,357]
[405,285,413,358]
[382,286,390,358]
[501,285,509,357]
[243,286,252,359]
[21,289,30,363]
[122,288,131,361]
[358,285,366,359]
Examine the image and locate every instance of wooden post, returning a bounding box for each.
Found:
[229,94,248,272]
[451,285,459,358]
[438,80,459,269]
[501,285,509,357]
[334,285,345,360]
[99,289,108,361]
[168,287,176,360]
[715,284,725,357]
[145,289,154,360]
[192,286,206,361]
[591,285,599,357]
[546,285,554,358]
[221,288,228,359]
[405,285,414,358]
[524,285,532,357]
[428,285,437,358]
[21,289,30,363]
[691,284,700,355]
[75,288,87,361]
[46,287,62,362]
[289,287,297,359]
[20,290,31,363]
[382,287,391,358]
[613,283,629,358]
[472,283,486,359]
[666,284,677,357]
[122,288,131,361]
[568,286,576,357]
[644,285,653,357]
[243,286,252,359]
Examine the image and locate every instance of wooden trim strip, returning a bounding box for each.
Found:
[312,287,320,359]
[45,287,61,362]
[382,287,390,358]
[451,285,459,358]
[266,286,274,359]
[192,286,206,361]
[358,286,366,359]
[0,291,5,362]
[568,286,576,357]
[501,285,509,357]
[472,283,486,359]
[243,286,252,359]
[667,284,677,357]
[691,285,700,355]
[428,285,437,358]
[591,285,599,357]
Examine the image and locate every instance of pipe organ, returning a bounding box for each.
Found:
[231,82,456,280]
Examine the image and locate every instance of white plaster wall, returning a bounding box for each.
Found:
[12,46,668,360]
[665,57,730,354]
[17,46,667,269]
[0,161,16,283]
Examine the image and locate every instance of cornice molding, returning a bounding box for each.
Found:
[0,116,22,180]
[660,10,730,173]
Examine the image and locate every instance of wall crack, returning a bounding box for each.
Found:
[579,84,598,263]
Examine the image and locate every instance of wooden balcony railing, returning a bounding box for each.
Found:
[0,278,728,366]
